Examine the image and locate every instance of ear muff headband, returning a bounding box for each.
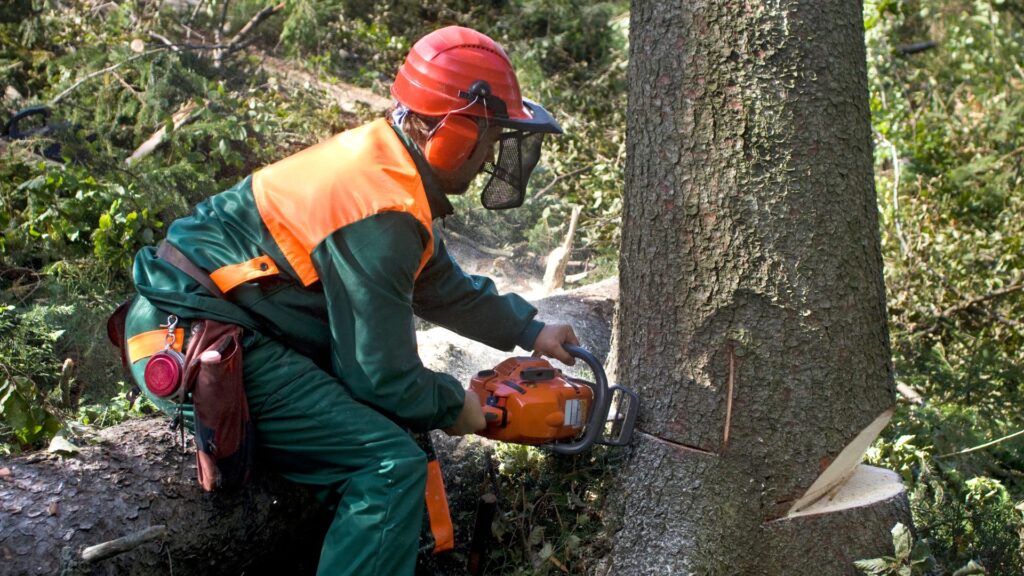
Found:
[424,115,480,171]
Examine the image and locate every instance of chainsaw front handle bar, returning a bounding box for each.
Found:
[546,344,609,455]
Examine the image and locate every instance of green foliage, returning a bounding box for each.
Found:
[866,0,1024,411]
[865,0,1024,571]
[0,304,68,453]
[483,443,617,575]
[855,523,935,576]
[0,376,63,454]
[77,381,157,429]
[867,422,1024,574]
[0,0,360,453]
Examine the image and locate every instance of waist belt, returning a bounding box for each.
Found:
[156,241,225,299]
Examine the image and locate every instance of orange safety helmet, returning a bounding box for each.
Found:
[392,26,561,209]
[391,26,561,133]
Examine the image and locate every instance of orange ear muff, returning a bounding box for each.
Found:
[424,115,479,172]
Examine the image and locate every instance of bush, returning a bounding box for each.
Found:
[864,0,1024,571]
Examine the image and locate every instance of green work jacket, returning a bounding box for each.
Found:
[131,122,542,432]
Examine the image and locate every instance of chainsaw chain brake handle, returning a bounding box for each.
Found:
[548,345,640,455]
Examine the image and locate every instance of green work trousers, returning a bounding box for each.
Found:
[126,296,427,576]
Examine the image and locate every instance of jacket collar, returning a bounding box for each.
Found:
[390,124,454,221]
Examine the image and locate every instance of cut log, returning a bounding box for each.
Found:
[0,418,323,576]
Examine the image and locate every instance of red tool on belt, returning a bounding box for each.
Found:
[469,345,638,455]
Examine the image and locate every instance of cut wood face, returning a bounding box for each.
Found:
[786,408,895,516]
[779,464,906,520]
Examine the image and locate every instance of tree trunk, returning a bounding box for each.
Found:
[604,1,909,574]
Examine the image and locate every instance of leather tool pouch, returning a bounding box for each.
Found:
[182,319,255,492]
[108,243,254,492]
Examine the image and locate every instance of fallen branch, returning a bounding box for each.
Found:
[565,270,590,284]
[994,144,1024,168]
[257,54,391,114]
[937,428,1024,458]
[0,265,44,306]
[214,2,286,68]
[124,100,201,166]
[187,0,208,28]
[529,164,594,203]
[111,71,146,105]
[913,282,1024,335]
[81,525,167,563]
[148,30,181,52]
[542,205,582,295]
[442,229,514,258]
[896,41,937,55]
[895,383,923,405]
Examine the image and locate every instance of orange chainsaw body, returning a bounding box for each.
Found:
[469,356,593,445]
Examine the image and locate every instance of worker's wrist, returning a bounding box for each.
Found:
[516,319,545,351]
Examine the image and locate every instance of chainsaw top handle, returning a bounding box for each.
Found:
[547,344,609,455]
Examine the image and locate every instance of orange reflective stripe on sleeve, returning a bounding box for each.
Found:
[209,255,279,293]
[252,119,435,286]
[127,328,184,364]
[425,459,455,554]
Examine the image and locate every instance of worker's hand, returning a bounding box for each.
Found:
[532,323,580,366]
[444,390,486,436]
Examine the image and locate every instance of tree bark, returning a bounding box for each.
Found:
[605,1,908,574]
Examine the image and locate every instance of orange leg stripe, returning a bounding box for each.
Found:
[127,328,184,364]
[209,255,279,293]
[425,459,455,554]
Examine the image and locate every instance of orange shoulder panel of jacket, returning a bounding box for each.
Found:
[251,119,435,286]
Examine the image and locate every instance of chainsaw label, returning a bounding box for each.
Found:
[564,399,584,428]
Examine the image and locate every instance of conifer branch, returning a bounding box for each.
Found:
[49,49,164,106]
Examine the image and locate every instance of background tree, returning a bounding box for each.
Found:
[603,1,909,573]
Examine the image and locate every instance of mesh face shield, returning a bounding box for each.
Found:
[480,131,546,210]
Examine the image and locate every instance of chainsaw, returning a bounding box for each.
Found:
[469,344,638,455]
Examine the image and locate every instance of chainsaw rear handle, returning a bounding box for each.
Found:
[546,344,609,456]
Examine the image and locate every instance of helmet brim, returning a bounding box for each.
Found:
[490,99,563,134]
